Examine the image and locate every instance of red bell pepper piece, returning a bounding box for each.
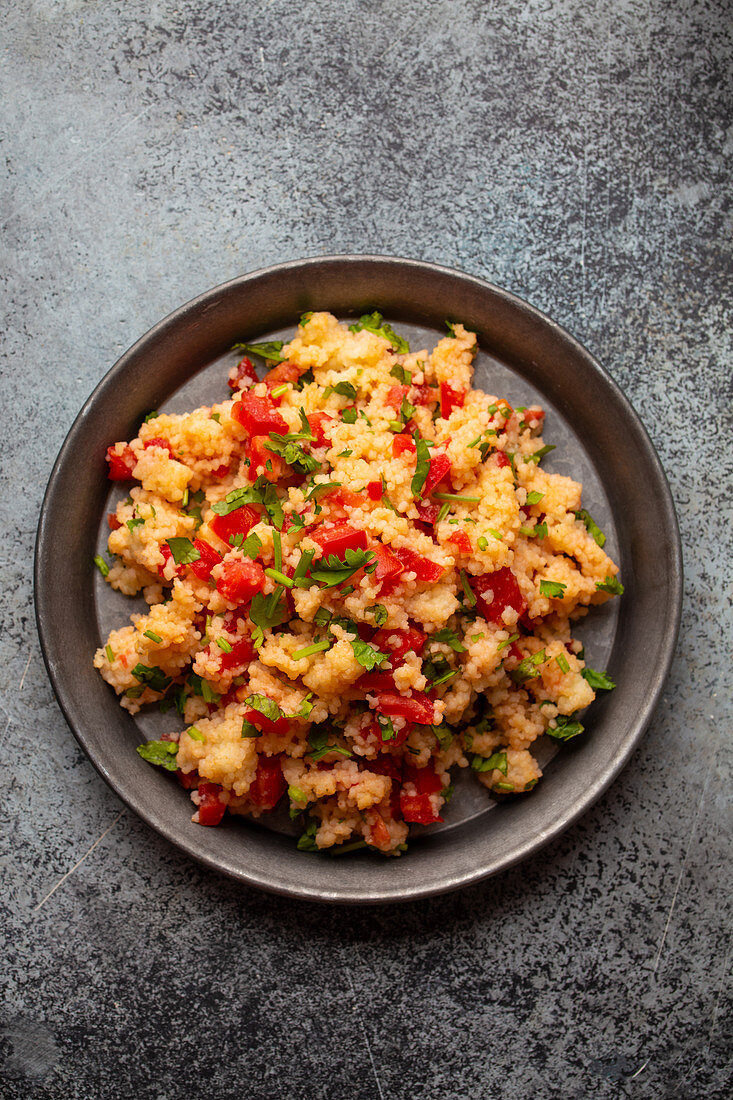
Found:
[189,538,222,581]
[385,384,409,409]
[217,635,255,671]
[228,355,258,390]
[105,444,136,480]
[211,463,230,479]
[375,693,436,725]
[494,451,511,470]
[471,566,527,626]
[415,500,441,526]
[372,625,427,662]
[329,487,366,511]
[448,530,472,554]
[231,393,288,435]
[371,544,405,592]
[248,755,287,809]
[422,452,452,497]
[411,384,439,406]
[405,763,443,795]
[392,546,444,583]
[439,382,465,418]
[307,412,334,447]
[197,782,227,826]
[215,559,266,604]
[399,764,444,824]
[368,814,392,849]
[176,768,199,790]
[312,523,367,558]
[210,504,260,548]
[392,434,416,457]
[144,436,175,458]
[247,435,287,482]
[366,480,383,501]
[357,670,398,693]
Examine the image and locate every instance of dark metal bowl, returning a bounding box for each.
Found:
[34,256,682,903]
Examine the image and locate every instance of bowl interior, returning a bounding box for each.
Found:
[35,257,682,902]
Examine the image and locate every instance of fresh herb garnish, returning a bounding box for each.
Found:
[309,548,376,589]
[131,663,171,693]
[332,381,357,400]
[166,537,201,565]
[423,655,458,686]
[496,632,519,653]
[471,751,508,774]
[556,653,570,674]
[244,694,282,722]
[430,628,467,653]
[430,722,454,750]
[127,518,144,531]
[305,481,342,502]
[433,493,480,504]
[369,604,388,627]
[509,650,547,683]
[93,555,109,578]
[526,490,545,505]
[350,638,390,671]
[187,726,205,742]
[540,579,567,598]
[136,739,178,770]
[596,576,624,595]
[526,444,556,464]
[576,509,606,547]
[348,312,409,353]
[341,407,357,424]
[459,570,477,607]
[411,433,431,497]
[307,726,352,762]
[547,715,585,741]
[293,639,332,660]
[390,364,412,384]
[240,531,263,559]
[187,672,220,704]
[581,668,616,690]
[376,713,396,741]
[231,340,285,363]
[297,818,318,851]
[249,586,289,644]
[143,630,163,643]
[216,638,233,652]
[105,644,114,663]
[143,410,160,423]
[212,477,284,529]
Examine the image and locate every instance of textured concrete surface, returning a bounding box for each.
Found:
[2,1,731,1097]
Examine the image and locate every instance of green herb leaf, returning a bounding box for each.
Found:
[212,477,284,529]
[296,818,319,851]
[105,644,114,663]
[307,726,352,762]
[143,410,160,423]
[596,575,624,595]
[187,726,205,742]
[136,739,178,770]
[244,694,282,722]
[348,312,409,353]
[430,628,467,653]
[241,720,261,738]
[433,493,481,504]
[431,722,454,751]
[239,531,262,560]
[411,433,431,497]
[575,508,606,547]
[166,537,201,565]
[526,444,556,464]
[369,604,388,627]
[332,380,357,400]
[143,630,163,643]
[249,587,289,634]
[292,639,332,660]
[127,518,144,531]
[471,751,508,774]
[547,715,585,741]
[581,667,616,691]
[496,632,519,652]
[556,653,570,674]
[305,481,342,502]
[540,579,567,598]
[459,570,477,607]
[437,502,450,522]
[341,406,357,424]
[350,638,390,671]
[376,713,396,741]
[309,547,376,588]
[389,363,412,384]
[509,650,547,684]
[93,555,110,578]
[131,663,171,693]
[231,340,285,363]
[526,490,545,505]
[423,655,458,686]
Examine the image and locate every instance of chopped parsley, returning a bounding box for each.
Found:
[143,630,163,644]
[411,433,431,497]
[244,694,282,722]
[348,311,409,353]
[166,537,201,565]
[231,339,285,363]
[509,650,547,684]
[496,632,519,653]
[576,508,606,547]
[249,586,289,645]
[136,739,178,770]
[93,555,109,578]
[547,715,585,741]
[212,477,284,529]
[423,655,458,686]
[131,663,171,693]
[555,653,570,674]
[540,579,567,598]
[390,363,412,384]
[526,444,556,464]
[581,667,616,691]
[376,713,396,741]
[596,576,624,595]
[431,722,454,751]
[350,638,390,671]
[459,570,477,607]
[369,604,388,627]
[341,407,357,424]
[471,751,508,774]
[430,628,467,653]
[309,547,376,588]
[240,531,263,559]
[332,381,357,400]
[297,818,318,851]
[307,726,352,762]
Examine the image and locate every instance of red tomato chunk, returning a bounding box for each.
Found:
[105,444,136,480]
[210,504,260,547]
[366,480,383,501]
[313,523,367,558]
[228,355,258,390]
[392,434,416,457]
[399,764,444,824]
[308,412,333,447]
[248,756,287,809]
[471,566,527,626]
[448,530,472,554]
[422,453,452,497]
[440,382,465,418]
[372,626,427,662]
[231,393,288,436]
[157,542,184,579]
[375,693,436,725]
[189,539,222,581]
[393,546,444,583]
[215,559,265,604]
[372,544,404,588]
[243,706,289,736]
[247,435,286,482]
[144,437,175,458]
[197,782,227,826]
[218,635,255,671]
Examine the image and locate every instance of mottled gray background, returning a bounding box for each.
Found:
[2,0,731,1097]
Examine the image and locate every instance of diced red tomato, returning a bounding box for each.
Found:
[392,434,416,457]
[105,444,136,480]
[211,463,230,479]
[494,451,511,469]
[372,625,427,662]
[157,542,184,579]
[411,384,439,406]
[364,718,410,749]
[231,392,288,436]
[144,436,176,458]
[366,480,383,501]
[107,512,122,531]
[367,814,392,849]
[263,362,301,392]
[329,487,366,511]
[440,382,465,418]
[177,768,200,790]
[399,792,442,825]
[367,755,403,783]
[248,755,287,810]
[404,763,443,795]
[307,412,334,447]
[215,559,266,604]
[375,693,436,725]
[471,566,527,626]
[422,453,452,497]
[495,401,513,434]
[218,635,255,671]
[197,782,227,826]
[448,530,472,554]
[210,504,260,547]
[247,435,287,482]
[357,670,398,693]
[228,355,258,390]
[415,500,441,526]
[524,407,545,429]
[393,546,444,583]
[312,523,367,558]
[189,538,222,581]
[243,706,289,736]
[508,641,523,662]
[386,384,409,409]
[371,543,405,589]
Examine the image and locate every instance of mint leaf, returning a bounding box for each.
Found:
[430,627,466,653]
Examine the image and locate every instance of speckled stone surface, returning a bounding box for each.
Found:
[2,1,731,1096]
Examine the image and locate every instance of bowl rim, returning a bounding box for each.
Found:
[34,254,683,903]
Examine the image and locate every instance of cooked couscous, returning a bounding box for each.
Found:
[94,311,622,854]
